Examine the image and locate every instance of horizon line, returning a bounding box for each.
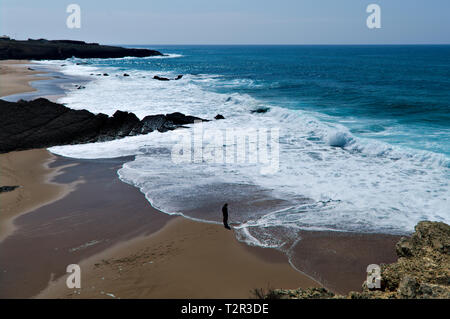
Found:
[114,43,450,46]
[6,37,450,46]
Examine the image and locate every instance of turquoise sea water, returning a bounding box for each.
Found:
[117,45,450,156]
[46,45,450,248]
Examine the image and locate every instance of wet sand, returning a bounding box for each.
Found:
[0,60,50,97]
[0,154,171,298]
[0,153,319,299]
[290,231,401,294]
[0,149,78,243]
[38,217,321,299]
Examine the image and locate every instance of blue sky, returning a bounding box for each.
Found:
[1,0,449,44]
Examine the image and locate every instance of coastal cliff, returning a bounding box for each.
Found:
[0,98,206,154]
[0,38,162,60]
[264,221,450,299]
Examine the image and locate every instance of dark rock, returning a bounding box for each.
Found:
[0,186,19,193]
[0,38,163,60]
[139,112,207,134]
[0,98,208,153]
[153,76,170,81]
[166,112,206,125]
[123,73,130,77]
[27,67,34,71]
[139,115,168,133]
[174,75,183,80]
[103,73,109,76]
[251,107,270,114]
[215,114,225,120]
[99,110,141,139]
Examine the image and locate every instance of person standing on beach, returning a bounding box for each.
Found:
[222,203,231,230]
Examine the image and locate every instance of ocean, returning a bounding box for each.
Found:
[42,45,449,250]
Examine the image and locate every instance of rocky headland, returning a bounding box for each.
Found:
[0,38,162,60]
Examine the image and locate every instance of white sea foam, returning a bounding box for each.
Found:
[45,60,450,248]
[111,53,183,60]
[150,53,184,59]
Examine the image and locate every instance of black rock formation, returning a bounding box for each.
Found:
[215,114,225,120]
[0,38,163,60]
[153,75,170,81]
[0,186,19,193]
[153,75,184,81]
[251,107,270,114]
[0,98,208,154]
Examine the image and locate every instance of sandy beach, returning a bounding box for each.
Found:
[0,150,320,299]
[37,217,320,299]
[0,60,401,299]
[0,60,50,97]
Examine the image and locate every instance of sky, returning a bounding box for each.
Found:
[1,0,449,45]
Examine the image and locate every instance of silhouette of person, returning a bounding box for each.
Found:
[222,203,231,230]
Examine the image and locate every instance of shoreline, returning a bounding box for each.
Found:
[0,151,321,299]
[0,147,400,298]
[0,60,51,98]
[0,60,402,298]
[0,61,68,244]
[0,59,89,103]
[0,149,80,243]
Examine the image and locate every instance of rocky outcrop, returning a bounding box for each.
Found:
[138,112,204,134]
[153,75,184,81]
[0,98,207,154]
[0,186,19,194]
[0,38,162,60]
[268,288,336,299]
[251,107,270,114]
[153,76,170,81]
[262,221,450,299]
